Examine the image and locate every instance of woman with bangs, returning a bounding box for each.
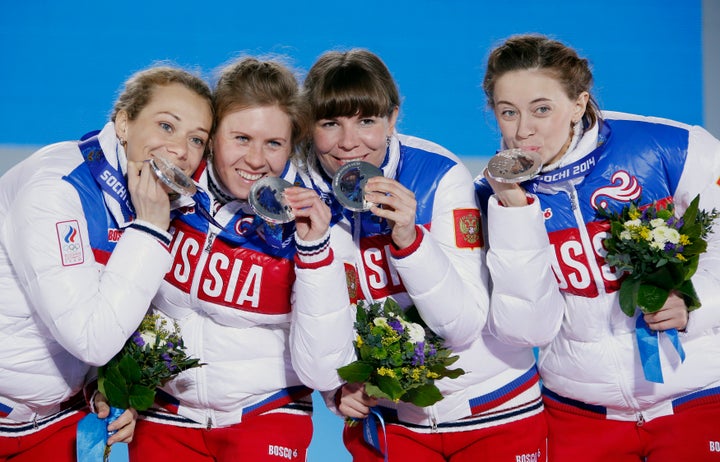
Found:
[290,49,547,461]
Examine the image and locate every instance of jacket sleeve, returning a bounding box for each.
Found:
[3,177,172,366]
[484,194,565,346]
[389,163,489,348]
[290,241,356,392]
[673,125,720,338]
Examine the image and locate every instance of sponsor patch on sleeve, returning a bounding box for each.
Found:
[453,208,483,249]
[55,220,85,266]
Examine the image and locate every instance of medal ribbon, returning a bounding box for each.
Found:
[524,149,602,194]
[635,316,686,383]
[77,406,128,461]
[188,188,293,250]
[362,407,388,461]
[523,121,610,193]
[78,133,135,223]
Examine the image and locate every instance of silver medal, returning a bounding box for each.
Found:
[332,161,383,212]
[486,148,543,183]
[249,176,295,224]
[149,155,197,196]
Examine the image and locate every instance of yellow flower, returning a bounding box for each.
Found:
[679,234,691,245]
[381,332,400,346]
[677,254,687,262]
[377,367,396,378]
[411,368,423,381]
[629,209,641,220]
[356,335,363,347]
[639,227,652,241]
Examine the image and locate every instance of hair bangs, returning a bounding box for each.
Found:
[312,68,393,120]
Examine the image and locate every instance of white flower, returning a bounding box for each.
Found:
[624,219,642,228]
[620,230,632,240]
[649,241,664,250]
[140,331,157,346]
[652,226,680,244]
[650,218,667,228]
[405,322,426,343]
[373,317,389,328]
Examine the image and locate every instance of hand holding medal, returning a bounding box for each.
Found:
[332,161,384,212]
[248,176,296,224]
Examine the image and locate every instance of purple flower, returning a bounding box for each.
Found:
[427,344,437,357]
[132,332,145,347]
[388,318,404,335]
[412,342,425,366]
[161,353,177,372]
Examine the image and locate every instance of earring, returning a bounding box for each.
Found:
[386,136,391,147]
[118,137,126,146]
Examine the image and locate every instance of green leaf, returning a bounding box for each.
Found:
[402,383,444,407]
[618,279,640,317]
[643,266,682,289]
[337,361,373,383]
[374,374,404,401]
[681,255,700,280]
[677,280,702,311]
[637,283,670,313]
[363,382,393,401]
[442,354,460,366]
[128,385,156,411]
[680,195,700,234]
[99,364,130,409]
[355,302,368,324]
[118,355,143,384]
[442,367,466,380]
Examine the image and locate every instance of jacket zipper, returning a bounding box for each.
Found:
[352,212,375,303]
[567,186,642,416]
[636,412,645,426]
[204,231,216,252]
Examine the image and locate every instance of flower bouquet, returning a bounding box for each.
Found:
[601,194,718,382]
[79,313,203,461]
[601,195,718,316]
[337,298,465,408]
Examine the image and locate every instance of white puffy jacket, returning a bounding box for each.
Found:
[0,123,172,423]
[478,112,720,422]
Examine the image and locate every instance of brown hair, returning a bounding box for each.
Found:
[303,49,400,121]
[483,34,601,128]
[111,65,213,123]
[213,57,309,152]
